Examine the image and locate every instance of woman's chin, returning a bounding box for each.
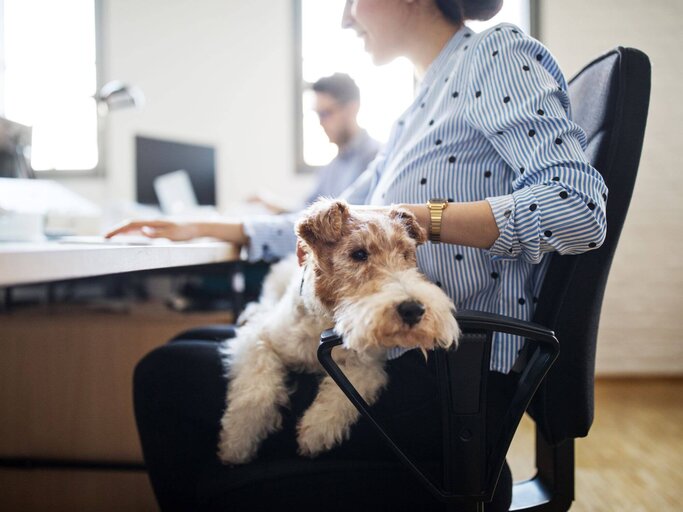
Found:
[368,50,396,67]
[361,39,392,66]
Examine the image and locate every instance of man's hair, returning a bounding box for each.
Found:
[311,73,360,105]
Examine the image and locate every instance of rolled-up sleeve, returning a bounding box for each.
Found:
[465,25,608,264]
[242,149,386,262]
[339,167,375,204]
[241,214,298,262]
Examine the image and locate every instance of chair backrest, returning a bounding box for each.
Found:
[529,47,651,444]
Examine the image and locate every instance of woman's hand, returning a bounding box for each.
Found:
[105,219,249,244]
[105,220,200,241]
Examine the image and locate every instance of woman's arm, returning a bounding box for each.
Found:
[193,221,249,244]
[460,25,607,263]
[106,215,302,263]
[399,200,500,249]
[105,219,248,244]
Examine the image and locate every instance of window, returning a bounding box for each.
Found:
[295,0,534,171]
[0,0,100,172]
[297,0,414,169]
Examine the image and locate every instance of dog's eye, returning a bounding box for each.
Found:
[350,249,369,262]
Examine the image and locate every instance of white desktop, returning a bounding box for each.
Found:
[0,172,239,286]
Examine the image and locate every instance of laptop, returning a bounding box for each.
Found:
[153,169,199,215]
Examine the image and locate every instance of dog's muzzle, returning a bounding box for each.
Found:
[397,300,425,327]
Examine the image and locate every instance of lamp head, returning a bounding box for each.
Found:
[95,81,145,114]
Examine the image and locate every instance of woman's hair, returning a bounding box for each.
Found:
[435,0,503,23]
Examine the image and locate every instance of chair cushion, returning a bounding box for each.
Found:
[569,53,619,153]
[197,459,446,511]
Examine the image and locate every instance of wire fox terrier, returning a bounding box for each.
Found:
[218,199,460,464]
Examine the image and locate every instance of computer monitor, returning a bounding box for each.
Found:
[135,135,216,206]
[0,117,33,179]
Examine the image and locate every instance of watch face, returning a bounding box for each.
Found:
[429,198,448,207]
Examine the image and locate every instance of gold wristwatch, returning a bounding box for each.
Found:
[427,198,449,243]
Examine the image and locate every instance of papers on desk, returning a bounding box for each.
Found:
[0,178,101,239]
[0,178,99,216]
[0,209,45,242]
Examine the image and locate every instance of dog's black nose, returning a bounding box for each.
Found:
[397,300,425,327]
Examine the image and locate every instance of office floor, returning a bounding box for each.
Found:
[509,378,683,511]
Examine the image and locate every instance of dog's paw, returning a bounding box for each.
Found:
[296,415,348,458]
[217,427,258,465]
[217,403,285,465]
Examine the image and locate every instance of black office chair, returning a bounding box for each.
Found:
[318,46,651,511]
[196,47,650,511]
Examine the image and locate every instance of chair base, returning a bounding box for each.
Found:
[511,432,574,511]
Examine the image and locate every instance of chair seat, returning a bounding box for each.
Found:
[197,459,447,511]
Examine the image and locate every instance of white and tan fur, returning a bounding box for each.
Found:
[218,199,460,464]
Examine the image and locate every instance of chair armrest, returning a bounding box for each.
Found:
[453,312,560,493]
[318,329,449,500]
[455,310,557,345]
[317,312,560,505]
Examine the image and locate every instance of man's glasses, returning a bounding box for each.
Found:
[315,103,343,120]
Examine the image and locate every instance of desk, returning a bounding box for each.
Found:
[0,240,240,287]
[0,240,242,511]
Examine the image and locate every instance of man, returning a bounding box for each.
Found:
[253,73,380,213]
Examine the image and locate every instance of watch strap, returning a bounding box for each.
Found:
[427,199,448,243]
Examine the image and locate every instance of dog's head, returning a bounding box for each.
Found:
[295,198,459,352]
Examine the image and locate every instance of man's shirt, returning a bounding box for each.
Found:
[304,129,380,206]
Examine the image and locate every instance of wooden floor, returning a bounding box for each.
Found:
[508,378,683,511]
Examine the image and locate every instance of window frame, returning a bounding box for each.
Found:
[293,0,540,176]
[0,0,106,178]
[0,0,5,116]
[292,0,307,174]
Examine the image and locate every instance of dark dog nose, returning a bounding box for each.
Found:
[397,300,425,327]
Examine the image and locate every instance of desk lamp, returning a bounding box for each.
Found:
[95,81,145,115]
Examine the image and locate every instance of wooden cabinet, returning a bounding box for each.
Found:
[0,302,232,511]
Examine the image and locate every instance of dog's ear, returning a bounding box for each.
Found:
[389,208,427,245]
[296,240,307,266]
[296,199,351,249]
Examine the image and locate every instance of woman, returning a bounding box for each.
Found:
[113,1,607,510]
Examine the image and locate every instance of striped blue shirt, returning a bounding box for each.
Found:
[243,23,608,373]
[304,129,381,206]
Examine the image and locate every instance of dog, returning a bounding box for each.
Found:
[217,199,460,464]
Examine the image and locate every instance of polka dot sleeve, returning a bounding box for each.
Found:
[241,214,298,263]
[241,154,384,263]
[464,24,608,264]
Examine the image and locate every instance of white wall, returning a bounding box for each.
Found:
[540,0,683,375]
[79,0,315,211]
